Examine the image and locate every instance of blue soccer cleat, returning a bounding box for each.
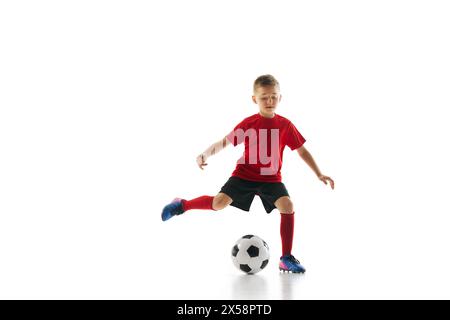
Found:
[161,198,185,221]
[279,254,306,273]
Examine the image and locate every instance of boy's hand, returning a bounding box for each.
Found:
[318,174,334,190]
[196,154,208,170]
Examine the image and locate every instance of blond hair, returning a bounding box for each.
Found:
[253,74,280,93]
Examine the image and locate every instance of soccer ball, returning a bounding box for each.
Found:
[231,235,270,274]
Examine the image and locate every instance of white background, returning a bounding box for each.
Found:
[1,0,450,299]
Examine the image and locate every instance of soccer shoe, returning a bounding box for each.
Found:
[279,254,306,273]
[161,198,185,221]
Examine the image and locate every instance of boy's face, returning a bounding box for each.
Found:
[252,85,281,118]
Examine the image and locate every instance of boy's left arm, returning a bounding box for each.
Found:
[296,146,335,190]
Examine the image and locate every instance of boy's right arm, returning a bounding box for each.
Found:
[196,137,231,170]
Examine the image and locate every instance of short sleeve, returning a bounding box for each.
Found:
[286,122,306,150]
[226,120,246,147]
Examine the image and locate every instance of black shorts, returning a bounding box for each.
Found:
[219,176,290,213]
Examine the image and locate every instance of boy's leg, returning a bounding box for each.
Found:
[275,196,295,256]
[275,196,305,273]
[182,196,215,211]
[161,193,232,221]
[183,193,232,211]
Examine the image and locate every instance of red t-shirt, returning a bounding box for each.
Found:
[226,113,306,182]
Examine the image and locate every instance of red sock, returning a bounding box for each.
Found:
[280,213,295,256]
[182,196,214,211]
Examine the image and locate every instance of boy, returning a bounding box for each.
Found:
[161,74,334,273]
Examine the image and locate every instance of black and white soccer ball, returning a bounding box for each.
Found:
[231,235,270,274]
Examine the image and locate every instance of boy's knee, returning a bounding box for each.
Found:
[276,197,294,213]
[284,201,294,214]
[212,194,232,210]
